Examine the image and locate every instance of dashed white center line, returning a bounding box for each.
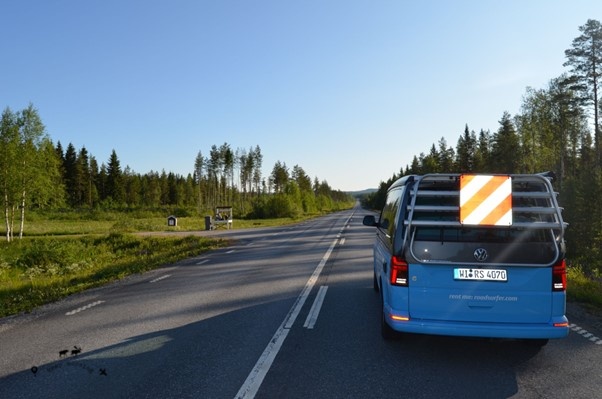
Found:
[226,250,235,254]
[236,232,344,399]
[65,300,105,316]
[196,259,209,265]
[150,274,171,283]
[339,238,346,245]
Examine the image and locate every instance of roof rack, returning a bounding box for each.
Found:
[403,173,567,240]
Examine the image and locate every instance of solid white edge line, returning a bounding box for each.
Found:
[304,286,328,329]
[235,214,353,399]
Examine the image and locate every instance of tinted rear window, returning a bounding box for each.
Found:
[414,226,551,243]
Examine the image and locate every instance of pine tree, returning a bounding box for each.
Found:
[455,125,477,172]
[491,112,521,173]
[252,145,263,195]
[437,137,455,172]
[271,161,289,193]
[106,150,125,204]
[474,129,492,172]
[63,143,79,207]
[194,151,205,210]
[564,19,602,165]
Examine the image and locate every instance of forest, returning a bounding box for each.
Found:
[362,19,602,277]
[0,108,354,242]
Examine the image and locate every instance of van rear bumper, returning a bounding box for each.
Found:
[386,308,569,339]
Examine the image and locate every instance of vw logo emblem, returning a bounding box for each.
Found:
[474,248,488,262]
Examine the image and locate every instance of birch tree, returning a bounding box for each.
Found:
[0,108,19,241]
[0,104,60,241]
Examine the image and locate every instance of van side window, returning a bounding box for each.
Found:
[379,188,403,242]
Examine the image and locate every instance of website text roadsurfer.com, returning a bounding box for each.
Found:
[449,294,519,302]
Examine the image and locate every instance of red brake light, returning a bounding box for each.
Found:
[552,259,567,292]
[390,256,409,286]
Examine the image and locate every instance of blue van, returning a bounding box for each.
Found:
[363,173,568,346]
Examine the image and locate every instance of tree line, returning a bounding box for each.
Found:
[362,19,602,272]
[0,108,353,241]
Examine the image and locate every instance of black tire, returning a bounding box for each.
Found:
[381,292,396,340]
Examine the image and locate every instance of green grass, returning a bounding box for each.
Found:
[0,234,229,317]
[0,209,322,318]
[14,210,314,236]
[567,265,602,310]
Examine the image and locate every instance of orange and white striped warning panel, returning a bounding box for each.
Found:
[460,175,512,226]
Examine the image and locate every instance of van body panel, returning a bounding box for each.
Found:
[384,304,568,339]
[407,263,552,323]
[366,173,569,341]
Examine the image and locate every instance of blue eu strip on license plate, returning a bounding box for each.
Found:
[454,268,507,282]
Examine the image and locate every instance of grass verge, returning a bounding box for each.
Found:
[567,265,602,311]
[0,234,228,318]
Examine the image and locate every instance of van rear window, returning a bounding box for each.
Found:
[414,227,550,243]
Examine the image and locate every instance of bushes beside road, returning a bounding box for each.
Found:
[0,233,228,318]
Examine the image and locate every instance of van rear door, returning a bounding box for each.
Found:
[408,265,552,323]
[402,173,565,325]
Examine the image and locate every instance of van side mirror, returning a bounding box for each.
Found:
[363,215,378,227]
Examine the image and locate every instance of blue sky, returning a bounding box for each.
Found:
[2,1,601,191]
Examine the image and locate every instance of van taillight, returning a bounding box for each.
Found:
[390,256,409,286]
[552,259,567,292]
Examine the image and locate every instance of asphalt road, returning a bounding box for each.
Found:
[1,207,601,399]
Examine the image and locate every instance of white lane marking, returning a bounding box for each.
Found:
[150,274,171,283]
[304,286,328,329]
[227,250,235,254]
[283,238,338,330]
[235,219,349,399]
[66,301,105,316]
[570,323,601,345]
[196,259,209,265]
[339,238,345,246]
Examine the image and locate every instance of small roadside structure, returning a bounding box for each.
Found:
[213,206,233,229]
[167,215,178,227]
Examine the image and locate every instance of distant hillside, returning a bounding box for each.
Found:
[347,188,377,197]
